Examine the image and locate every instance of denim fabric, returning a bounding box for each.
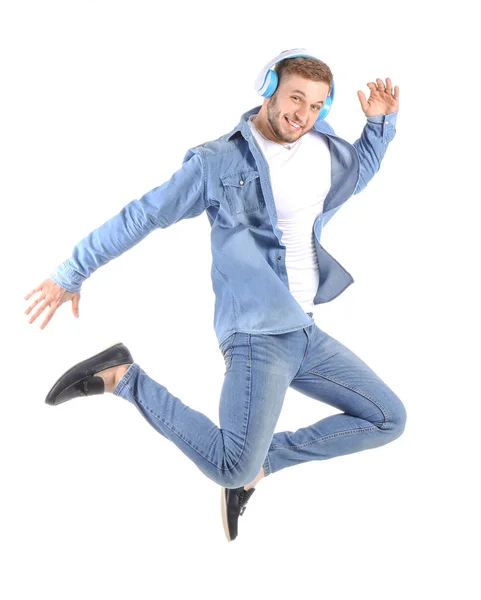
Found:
[113,315,406,489]
[49,106,397,347]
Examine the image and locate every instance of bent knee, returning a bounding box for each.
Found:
[384,396,407,439]
[217,463,261,489]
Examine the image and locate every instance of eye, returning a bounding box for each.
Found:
[292,96,299,101]
[312,105,321,111]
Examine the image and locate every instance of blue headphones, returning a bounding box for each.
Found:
[254,48,335,121]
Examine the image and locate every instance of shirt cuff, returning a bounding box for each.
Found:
[366,111,398,144]
[367,111,398,127]
[49,259,87,293]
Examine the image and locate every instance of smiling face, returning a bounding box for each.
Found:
[254,73,331,144]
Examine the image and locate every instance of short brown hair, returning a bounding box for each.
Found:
[274,56,333,93]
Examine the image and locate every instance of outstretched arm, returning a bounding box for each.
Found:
[24,147,207,329]
[49,147,207,292]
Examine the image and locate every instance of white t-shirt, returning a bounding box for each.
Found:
[247,115,331,313]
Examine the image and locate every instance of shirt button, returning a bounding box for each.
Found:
[239,180,244,185]
[277,256,281,260]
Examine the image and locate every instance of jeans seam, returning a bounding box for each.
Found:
[270,426,379,450]
[219,333,252,473]
[220,333,237,374]
[239,334,253,468]
[227,333,237,373]
[293,328,311,380]
[305,368,390,429]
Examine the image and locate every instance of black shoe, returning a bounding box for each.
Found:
[45,342,134,406]
[221,485,256,542]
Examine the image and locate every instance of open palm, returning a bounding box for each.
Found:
[358,77,399,117]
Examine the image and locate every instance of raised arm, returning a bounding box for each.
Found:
[353,77,400,194]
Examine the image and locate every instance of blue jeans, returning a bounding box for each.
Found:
[113,316,407,489]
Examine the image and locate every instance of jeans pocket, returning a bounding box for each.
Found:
[219,333,236,375]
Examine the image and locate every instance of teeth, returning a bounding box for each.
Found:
[287,117,301,129]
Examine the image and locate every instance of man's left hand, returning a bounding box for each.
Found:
[357,77,399,117]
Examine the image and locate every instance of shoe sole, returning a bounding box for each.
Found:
[221,488,233,542]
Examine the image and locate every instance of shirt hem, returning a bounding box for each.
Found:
[219,319,315,344]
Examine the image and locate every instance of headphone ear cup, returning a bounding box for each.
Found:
[316,81,335,121]
[316,95,331,121]
[262,69,278,98]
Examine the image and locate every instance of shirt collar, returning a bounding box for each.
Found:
[226,106,261,141]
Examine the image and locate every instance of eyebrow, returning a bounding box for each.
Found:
[290,89,324,105]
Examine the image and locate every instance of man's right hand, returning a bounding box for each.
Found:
[24,278,81,330]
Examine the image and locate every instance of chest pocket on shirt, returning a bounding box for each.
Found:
[220,170,264,215]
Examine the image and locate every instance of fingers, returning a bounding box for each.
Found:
[25,294,46,316]
[24,278,65,328]
[27,297,55,325]
[24,283,44,301]
[72,294,80,318]
[40,305,58,330]
[367,79,388,93]
[25,281,48,322]
[371,77,399,98]
[382,78,400,103]
[357,90,368,112]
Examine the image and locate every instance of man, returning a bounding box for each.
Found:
[24,49,406,542]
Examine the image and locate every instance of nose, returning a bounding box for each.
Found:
[294,104,309,124]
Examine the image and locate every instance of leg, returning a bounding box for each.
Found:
[263,323,407,477]
[111,331,308,489]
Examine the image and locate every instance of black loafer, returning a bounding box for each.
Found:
[221,485,256,542]
[45,342,134,406]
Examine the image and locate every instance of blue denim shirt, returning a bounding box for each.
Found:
[50,105,397,347]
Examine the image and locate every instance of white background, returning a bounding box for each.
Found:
[2,0,480,598]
